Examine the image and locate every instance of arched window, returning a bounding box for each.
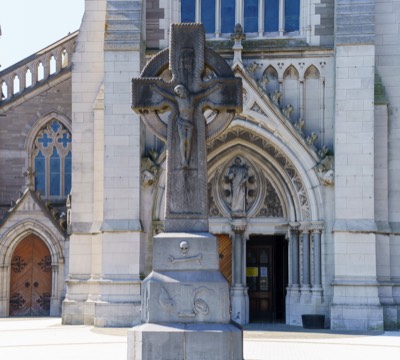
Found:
[32,119,72,198]
[37,62,44,81]
[13,75,20,94]
[61,49,69,68]
[25,68,33,88]
[49,55,57,75]
[180,0,300,36]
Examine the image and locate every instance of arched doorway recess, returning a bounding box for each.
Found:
[9,235,52,316]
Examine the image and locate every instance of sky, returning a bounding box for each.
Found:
[0,0,84,71]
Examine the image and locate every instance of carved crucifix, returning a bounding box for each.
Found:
[132,24,242,232]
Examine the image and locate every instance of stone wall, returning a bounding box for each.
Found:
[0,78,72,211]
[315,0,335,46]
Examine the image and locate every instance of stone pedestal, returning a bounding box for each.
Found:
[127,233,243,360]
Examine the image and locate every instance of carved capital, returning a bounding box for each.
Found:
[310,222,324,233]
[231,218,247,233]
[289,222,301,231]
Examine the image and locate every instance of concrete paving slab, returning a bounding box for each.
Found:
[0,318,398,360]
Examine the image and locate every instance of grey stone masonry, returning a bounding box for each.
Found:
[105,0,145,50]
[335,0,375,45]
[315,0,334,46]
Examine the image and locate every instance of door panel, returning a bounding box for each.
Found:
[9,235,52,316]
[247,244,273,321]
[217,234,232,285]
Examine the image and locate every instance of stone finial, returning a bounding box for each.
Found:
[23,167,35,190]
[231,24,246,64]
[231,23,246,42]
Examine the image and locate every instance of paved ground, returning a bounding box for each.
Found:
[0,318,399,360]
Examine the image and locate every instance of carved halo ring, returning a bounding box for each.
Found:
[138,48,238,142]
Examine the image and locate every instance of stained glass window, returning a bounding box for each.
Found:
[33,119,72,198]
[265,0,279,32]
[201,0,215,33]
[181,0,195,22]
[285,0,300,32]
[244,0,259,33]
[180,0,300,36]
[221,0,235,33]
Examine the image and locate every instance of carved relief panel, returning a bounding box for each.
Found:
[209,156,285,219]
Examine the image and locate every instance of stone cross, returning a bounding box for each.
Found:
[132,23,242,232]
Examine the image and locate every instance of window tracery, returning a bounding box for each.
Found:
[180,0,300,37]
[32,119,72,198]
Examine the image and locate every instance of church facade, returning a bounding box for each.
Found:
[0,0,399,331]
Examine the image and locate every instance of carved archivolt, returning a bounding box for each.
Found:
[208,127,312,221]
[209,155,285,219]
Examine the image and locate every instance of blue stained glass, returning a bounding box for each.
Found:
[244,0,258,33]
[201,0,215,33]
[181,0,195,22]
[285,0,300,32]
[265,0,279,32]
[221,0,235,33]
[58,132,72,148]
[50,148,60,196]
[64,151,72,195]
[50,120,61,133]
[35,151,46,195]
[38,133,53,147]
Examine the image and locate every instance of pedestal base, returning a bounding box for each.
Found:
[127,322,243,360]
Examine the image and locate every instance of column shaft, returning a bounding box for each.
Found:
[301,230,310,287]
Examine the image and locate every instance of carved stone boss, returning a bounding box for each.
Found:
[132,23,242,232]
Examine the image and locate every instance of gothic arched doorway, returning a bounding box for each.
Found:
[9,235,52,316]
[246,236,288,322]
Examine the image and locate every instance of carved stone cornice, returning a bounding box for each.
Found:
[298,221,324,233]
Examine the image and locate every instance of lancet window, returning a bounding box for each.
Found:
[181,0,300,36]
[32,120,72,198]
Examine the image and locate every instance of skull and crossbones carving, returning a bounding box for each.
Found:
[180,241,189,256]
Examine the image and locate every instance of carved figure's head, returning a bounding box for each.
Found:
[180,241,189,256]
[174,84,189,99]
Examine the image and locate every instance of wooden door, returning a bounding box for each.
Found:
[9,235,52,316]
[246,244,273,321]
[217,234,232,285]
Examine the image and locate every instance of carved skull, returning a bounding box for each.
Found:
[180,241,189,256]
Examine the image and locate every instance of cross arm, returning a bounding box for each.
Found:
[198,78,242,113]
[132,77,174,113]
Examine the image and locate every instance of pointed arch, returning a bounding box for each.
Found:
[25,68,33,88]
[1,80,8,99]
[25,113,72,199]
[49,55,57,75]
[282,66,300,121]
[0,219,64,264]
[262,66,279,96]
[12,74,20,95]
[0,219,65,317]
[304,65,322,144]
